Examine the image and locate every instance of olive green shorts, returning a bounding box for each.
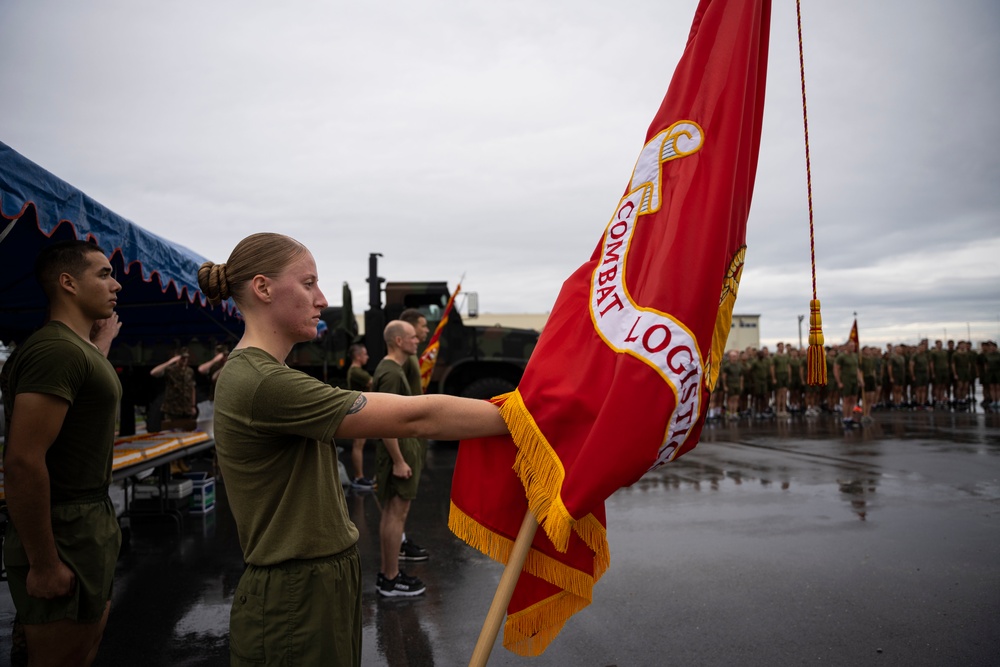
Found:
[375,437,424,504]
[4,497,121,624]
[840,381,859,399]
[231,545,362,667]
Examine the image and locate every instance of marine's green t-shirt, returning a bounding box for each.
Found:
[772,353,790,378]
[372,358,421,453]
[750,357,770,382]
[836,352,860,383]
[789,356,803,385]
[985,351,1000,377]
[721,360,743,390]
[213,347,360,566]
[861,355,876,380]
[5,321,121,504]
[889,354,905,382]
[929,348,950,376]
[404,354,422,396]
[346,365,373,392]
[953,350,973,379]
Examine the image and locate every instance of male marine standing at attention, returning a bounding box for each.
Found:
[373,320,428,596]
[4,240,123,666]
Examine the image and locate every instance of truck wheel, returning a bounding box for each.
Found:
[460,377,516,401]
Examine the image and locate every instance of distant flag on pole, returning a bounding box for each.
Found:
[847,318,859,349]
[419,282,460,391]
[449,0,771,656]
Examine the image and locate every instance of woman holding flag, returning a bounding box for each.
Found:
[197,232,508,666]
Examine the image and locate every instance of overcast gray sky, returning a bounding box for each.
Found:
[2,0,997,347]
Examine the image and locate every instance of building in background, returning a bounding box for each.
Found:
[726,314,760,351]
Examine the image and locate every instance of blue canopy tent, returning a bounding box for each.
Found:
[0,141,243,348]
[0,142,245,434]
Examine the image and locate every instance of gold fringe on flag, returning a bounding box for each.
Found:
[448,501,600,657]
[572,514,610,581]
[499,389,610,563]
[447,501,599,600]
[447,388,615,655]
[498,390,575,552]
[504,591,590,657]
[806,298,826,385]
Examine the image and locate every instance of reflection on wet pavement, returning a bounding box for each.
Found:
[0,410,996,666]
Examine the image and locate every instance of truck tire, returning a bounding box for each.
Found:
[460,377,516,401]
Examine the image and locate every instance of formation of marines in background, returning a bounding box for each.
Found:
[712,338,1000,426]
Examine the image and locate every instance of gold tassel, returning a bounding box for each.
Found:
[806,299,827,385]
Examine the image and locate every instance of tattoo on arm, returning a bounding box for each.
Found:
[347,394,368,415]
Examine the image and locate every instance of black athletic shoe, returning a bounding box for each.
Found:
[377,570,426,597]
[399,538,429,561]
[351,476,375,490]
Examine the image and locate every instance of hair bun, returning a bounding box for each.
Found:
[198,261,231,305]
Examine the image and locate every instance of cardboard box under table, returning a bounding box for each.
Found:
[181,472,216,514]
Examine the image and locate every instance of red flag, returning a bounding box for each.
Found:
[450,0,771,656]
[419,282,460,391]
[847,318,859,348]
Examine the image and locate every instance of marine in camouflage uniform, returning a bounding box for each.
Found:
[151,348,196,429]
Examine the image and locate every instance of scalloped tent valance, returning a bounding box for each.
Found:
[0,141,242,346]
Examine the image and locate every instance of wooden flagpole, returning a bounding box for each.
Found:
[855,312,865,418]
[468,510,539,667]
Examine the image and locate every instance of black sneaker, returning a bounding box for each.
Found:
[351,476,375,490]
[399,538,429,561]
[377,571,426,597]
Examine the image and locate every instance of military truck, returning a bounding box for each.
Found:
[287,253,539,399]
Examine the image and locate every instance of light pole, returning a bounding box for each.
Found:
[797,314,804,350]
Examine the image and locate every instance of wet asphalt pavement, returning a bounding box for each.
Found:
[1,409,998,666]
